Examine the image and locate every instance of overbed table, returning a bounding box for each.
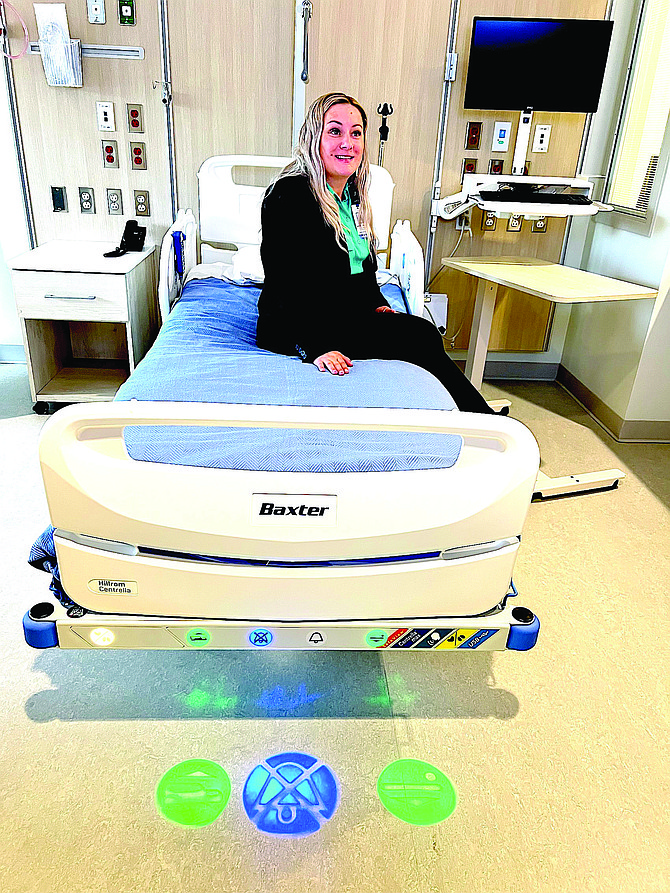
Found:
[442,256,658,498]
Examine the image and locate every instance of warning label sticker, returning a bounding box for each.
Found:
[413,629,455,649]
[437,629,477,650]
[436,628,497,649]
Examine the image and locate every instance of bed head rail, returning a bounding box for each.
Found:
[197,155,396,253]
[198,155,291,251]
[157,209,197,324]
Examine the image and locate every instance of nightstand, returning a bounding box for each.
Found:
[10,240,157,412]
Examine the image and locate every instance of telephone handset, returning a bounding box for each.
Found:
[104,220,147,258]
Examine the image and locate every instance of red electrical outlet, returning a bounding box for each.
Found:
[465,121,482,150]
[129,141,147,170]
[488,158,504,175]
[101,139,119,168]
[126,103,144,133]
[461,158,477,179]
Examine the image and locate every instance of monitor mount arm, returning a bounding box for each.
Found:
[512,108,533,176]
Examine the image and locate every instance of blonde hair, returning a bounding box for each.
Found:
[270,92,377,253]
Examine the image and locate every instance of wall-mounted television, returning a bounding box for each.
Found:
[464,17,614,113]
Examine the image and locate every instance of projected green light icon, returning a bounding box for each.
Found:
[156,760,231,827]
[365,629,389,648]
[377,759,456,825]
[186,628,210,647]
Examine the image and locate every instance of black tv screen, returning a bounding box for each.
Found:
[464,17,614,112]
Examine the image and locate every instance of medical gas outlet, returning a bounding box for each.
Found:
[118,0,136,25]
[87,0,105,23]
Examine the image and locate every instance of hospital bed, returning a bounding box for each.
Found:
[25,156,540,653]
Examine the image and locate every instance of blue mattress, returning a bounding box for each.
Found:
[115,277,462,473]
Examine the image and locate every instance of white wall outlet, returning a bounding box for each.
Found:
[492,121,511,153]
[106,189,123,215]
[455,209,471,231]
[506,214,522,233]
[79,187,95,214]
[532,124,552,153]
[96,101,115,132]
[87,0,105,24]
[134,190,150,216]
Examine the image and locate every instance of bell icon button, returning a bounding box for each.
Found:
[308,631,325,645]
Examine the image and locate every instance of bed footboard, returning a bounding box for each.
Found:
[39,402,539,619]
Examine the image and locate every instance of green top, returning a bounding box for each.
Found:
[328,183,370,274]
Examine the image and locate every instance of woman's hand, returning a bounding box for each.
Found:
[375,305,396,313]
[313,351,353,375]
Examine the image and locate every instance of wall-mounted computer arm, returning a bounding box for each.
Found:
[431,189,477,220]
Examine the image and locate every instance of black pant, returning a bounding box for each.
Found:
[331,312,494,414]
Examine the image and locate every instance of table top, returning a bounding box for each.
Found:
[441,256,658,304]
[10,240,155,275]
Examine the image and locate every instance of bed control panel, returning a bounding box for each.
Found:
[25,600,540,652]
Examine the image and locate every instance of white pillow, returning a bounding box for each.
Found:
[231,245,265,283]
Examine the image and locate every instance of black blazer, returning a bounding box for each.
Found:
[256,174,388,362]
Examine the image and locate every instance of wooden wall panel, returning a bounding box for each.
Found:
[7,1,172,245]
[167,0,295,226]
[433,0,609,351]
[307,0,452,245]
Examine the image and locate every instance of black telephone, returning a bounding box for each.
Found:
[104,220,147,258]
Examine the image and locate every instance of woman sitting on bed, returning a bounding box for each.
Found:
[256,91,494,414]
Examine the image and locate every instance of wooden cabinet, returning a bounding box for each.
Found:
[10,241,156,408]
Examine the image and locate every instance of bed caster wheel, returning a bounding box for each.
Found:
[33,401,59,415]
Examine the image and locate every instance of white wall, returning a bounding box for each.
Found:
[562,0,670,424]
[626,256,670,420]
[0,56,30,356]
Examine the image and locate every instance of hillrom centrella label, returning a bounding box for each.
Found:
[252,494,337,526]
[88,579,138,595]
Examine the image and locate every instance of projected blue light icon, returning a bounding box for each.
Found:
[243,752,339,836]
[248,627,273,647]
